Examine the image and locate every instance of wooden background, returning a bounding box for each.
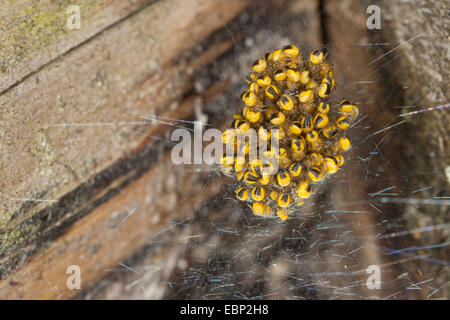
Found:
[0,0,448,299]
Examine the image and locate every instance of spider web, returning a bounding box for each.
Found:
[78,0,449,300]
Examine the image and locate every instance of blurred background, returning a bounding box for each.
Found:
[0,0,448,299]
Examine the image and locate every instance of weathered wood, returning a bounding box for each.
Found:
[0,0,249,286]
[0,0,155,92]
[376,0,449,296]
[0,128,224,299]
[322,0,446,298]
[322,0,401,299]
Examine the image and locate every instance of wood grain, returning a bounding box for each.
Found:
[0,0,248,266]
[0,152,224,299]
[0,0,156,93]
[0,0,249,290]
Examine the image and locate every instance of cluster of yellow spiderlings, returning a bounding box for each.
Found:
[220,45,359,220]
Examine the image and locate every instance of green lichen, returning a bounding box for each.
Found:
[20,6,65,47]
[0,217,41,279]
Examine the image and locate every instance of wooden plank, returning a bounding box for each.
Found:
[0,0,249,278]
[0,66,233,297]
[0,0,156,93]
[317,0,390,299]
[0,151,224,299]
[0,75,234,299]
[378,0,449,298]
